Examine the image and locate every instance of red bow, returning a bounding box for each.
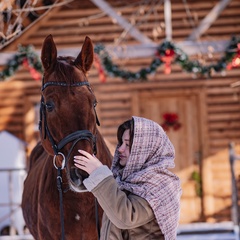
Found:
[156,49,175,74]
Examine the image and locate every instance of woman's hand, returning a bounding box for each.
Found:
[74,150,103,174]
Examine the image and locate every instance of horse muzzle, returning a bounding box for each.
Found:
[69,167,89,192]
[70,167,89,185]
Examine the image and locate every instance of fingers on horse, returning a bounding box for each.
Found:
[74,156,88,162]
[78,150,92,158]
[74,161,86,169]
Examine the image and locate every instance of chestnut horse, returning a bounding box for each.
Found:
[22,35,112,240]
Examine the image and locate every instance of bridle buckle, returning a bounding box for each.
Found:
[53,152,66,169]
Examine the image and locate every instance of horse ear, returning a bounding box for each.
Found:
[74,36,93,73]
[41,34,57,71]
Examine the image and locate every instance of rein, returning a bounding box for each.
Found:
[40,80,100,240]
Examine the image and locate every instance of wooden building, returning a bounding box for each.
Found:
[1,0,240,224]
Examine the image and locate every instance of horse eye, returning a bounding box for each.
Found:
[45,102,54,112]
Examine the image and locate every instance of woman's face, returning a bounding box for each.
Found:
[118,129,130,167]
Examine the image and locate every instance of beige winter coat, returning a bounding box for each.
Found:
[84,166,164,239]
[83,116,181,239]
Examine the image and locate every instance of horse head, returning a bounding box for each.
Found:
[39,34,99,191]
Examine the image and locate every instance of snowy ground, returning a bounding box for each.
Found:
[0,236,33,240]
[0,221,239,240]
[177,221,240,240]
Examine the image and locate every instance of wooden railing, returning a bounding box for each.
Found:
[0,168,26,236]
[229,142,240,226]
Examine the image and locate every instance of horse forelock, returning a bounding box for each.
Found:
[49,56,88,85]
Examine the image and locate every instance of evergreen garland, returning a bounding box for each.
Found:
[94,35,240,81]
[0,45,43,81]
[0,36,240,82]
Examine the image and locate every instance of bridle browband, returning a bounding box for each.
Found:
[41,81,91,91]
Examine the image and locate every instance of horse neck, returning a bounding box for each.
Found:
[96,129,113,168]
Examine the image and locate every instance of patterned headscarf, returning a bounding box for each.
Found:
[111,116,182,240]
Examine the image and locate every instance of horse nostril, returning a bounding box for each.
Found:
[70,167,82,187]
[70,167,89,188]
[75,168,82,179]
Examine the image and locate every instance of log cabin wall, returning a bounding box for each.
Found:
[0,69,42,155]
[1,0,240,224]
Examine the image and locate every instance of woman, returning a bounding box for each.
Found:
[74,116,182,240]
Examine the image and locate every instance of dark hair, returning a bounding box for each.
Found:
[117,118,134,152]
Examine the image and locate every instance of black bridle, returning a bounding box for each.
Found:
[40,81,99,157]
[39,80,101,240]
